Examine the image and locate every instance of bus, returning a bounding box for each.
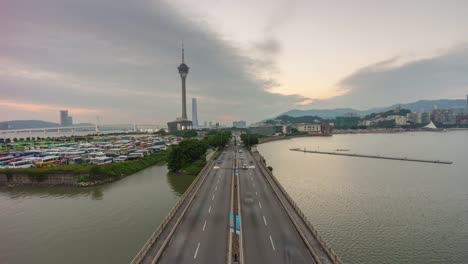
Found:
[35,156,61,168]
[0,156,14,163]
[90,156,113,165]
[7,160,35,169]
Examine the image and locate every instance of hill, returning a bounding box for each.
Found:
[0,120,59,130]
[280,99,466,118]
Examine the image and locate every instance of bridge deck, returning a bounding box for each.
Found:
[133,143,341,264]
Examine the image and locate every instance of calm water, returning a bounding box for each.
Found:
[258,131,468,264]
[0,166,195,264]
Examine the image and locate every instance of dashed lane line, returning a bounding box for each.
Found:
[269,235,276,251]
[194,242,201,259]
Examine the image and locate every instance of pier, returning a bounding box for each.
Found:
[290,148,453,164]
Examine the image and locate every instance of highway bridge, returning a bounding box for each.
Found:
[132,140,342,264]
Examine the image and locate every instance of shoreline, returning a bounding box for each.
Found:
[258,127,468,144]
[0,153,167,187]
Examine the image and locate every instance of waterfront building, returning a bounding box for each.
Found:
[406,112,422,124]
[167,45,193,133]
[248,126,276,136]
[294,123,321,133]
[335,116,360,129]
[233,120,247,128]
[431,109,447,124]
[192,98,198,128]
[421,112,431,124]
[394,116,407,126]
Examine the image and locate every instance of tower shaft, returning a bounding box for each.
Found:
[181,76,187,120]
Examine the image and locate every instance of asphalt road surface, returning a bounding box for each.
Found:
[238,147,316,264]
[156,145,233,264]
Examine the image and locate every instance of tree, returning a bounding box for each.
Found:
[167,139,208,172]
[240,133,259,148]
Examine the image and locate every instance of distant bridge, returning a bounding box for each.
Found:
[0,124,164,135]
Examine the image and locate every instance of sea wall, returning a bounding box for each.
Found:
[0,173,87,186]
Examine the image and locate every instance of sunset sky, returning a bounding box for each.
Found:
[1,0,467,124]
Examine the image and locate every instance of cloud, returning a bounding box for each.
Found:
[0,0,306,124]
[309,44,468,109]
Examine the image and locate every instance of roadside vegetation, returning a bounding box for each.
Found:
[167,131,231,175]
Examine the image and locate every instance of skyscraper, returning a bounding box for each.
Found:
[60,110,70,126]
[178,44,189,120]
[60,110,73,126]
[192,98,198,128]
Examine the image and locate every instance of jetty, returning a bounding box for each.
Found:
[290,148,453,164]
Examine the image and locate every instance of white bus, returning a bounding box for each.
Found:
[7,160,35,169]
[0,156,14,163]
[91,157,113,165]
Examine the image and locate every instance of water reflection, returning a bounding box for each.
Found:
[166,172,196,196]
[0,185,105,200]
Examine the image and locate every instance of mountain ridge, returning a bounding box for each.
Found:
[279,99,466,119]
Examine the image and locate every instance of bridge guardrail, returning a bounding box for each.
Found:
[254,152,343,264]
[131,159,214,264]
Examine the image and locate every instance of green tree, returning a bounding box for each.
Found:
[167,139,208,172]
[240,133,259,148]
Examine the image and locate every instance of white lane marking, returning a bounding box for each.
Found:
[212,194,216,200]
[215,186,218,191]
[258,201,262,208]
[203,220,207,231]
[269,235,276,251]
[194,242,200,259]
[217,179,220,184]
[263,215,268,226]
[253,183,255,188]
[256,192,258,196]
[208,206,212,213]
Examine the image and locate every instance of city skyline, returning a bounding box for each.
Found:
[1,0,468,124]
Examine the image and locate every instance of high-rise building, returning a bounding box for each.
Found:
[233,120,247,128]
[209,121,213,127]
[192,98,198,128]
[204,121,207,127]
[60,110,72,126]
[466,94,468,113]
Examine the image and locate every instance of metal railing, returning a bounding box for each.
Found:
[131,159,214,264]
[254,152,343,264]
